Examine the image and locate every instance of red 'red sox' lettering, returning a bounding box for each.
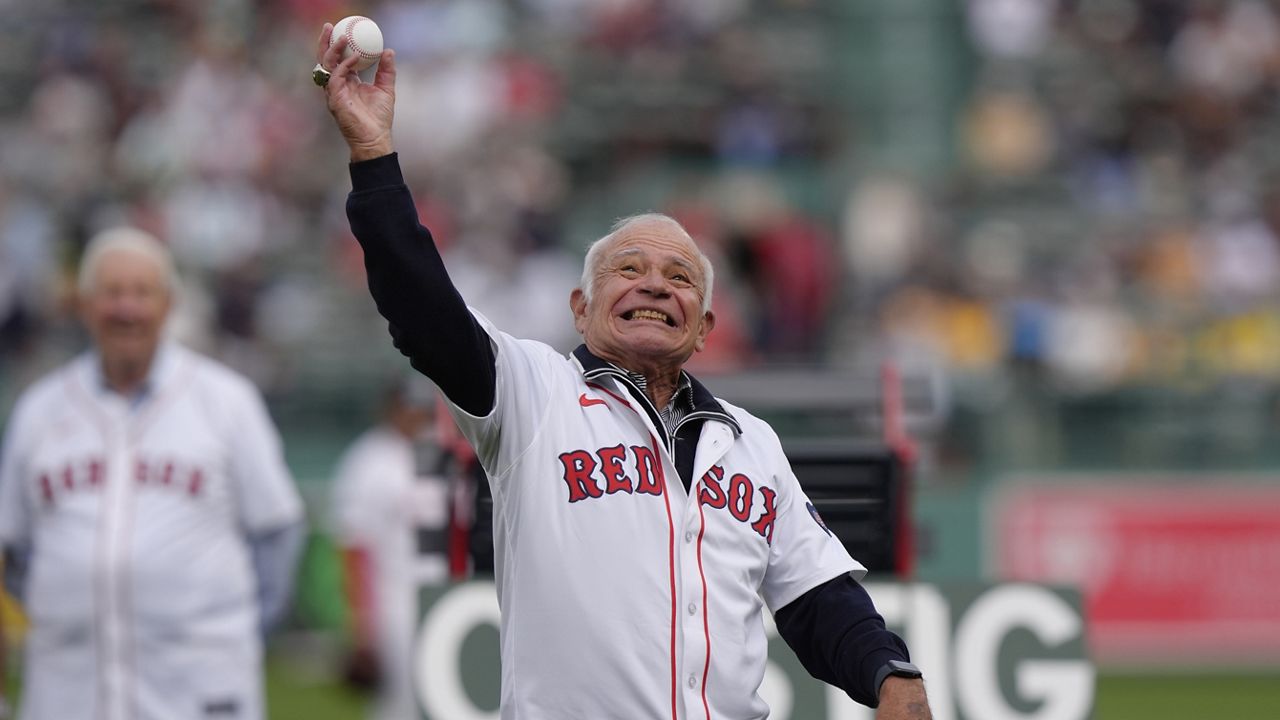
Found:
[700,464,776,545]
[557,452,776,544]
[598,445,633,495]
[633,445,661,495]
[559,449,602,503]
[698,465,727,508]
[751,487,777,544]
[561,445,664,501]
[728,473,753,522]
[33,456,211,507]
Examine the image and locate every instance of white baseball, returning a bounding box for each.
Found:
[331,16,384,72]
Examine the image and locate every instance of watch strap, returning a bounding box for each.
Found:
[874,659,923,699]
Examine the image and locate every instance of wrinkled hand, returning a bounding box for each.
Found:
[315,23,397,162]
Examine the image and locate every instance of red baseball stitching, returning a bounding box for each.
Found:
[344,17,379,59]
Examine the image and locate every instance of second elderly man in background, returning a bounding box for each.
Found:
[0,228,305,720]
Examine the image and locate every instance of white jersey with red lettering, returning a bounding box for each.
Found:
[0,343,302,720]
[445,311,865,720]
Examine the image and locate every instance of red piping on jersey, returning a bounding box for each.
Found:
[585,381,631,407]
[652,432,679,720]
[696,497,713,719]
[586,381,680,720]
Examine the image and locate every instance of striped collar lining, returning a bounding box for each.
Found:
[571,345,742,436]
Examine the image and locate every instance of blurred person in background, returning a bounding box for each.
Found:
[329,376,452,720]
[0,180,57,377]
[0,227,305,720]
[314,26,931,719]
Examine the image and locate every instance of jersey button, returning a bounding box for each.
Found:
[684,531,693,542]
[687,675,697,688]
[687,603,697,615]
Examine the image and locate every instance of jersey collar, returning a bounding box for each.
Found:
[571,344,742,436]
[84,342,180,409]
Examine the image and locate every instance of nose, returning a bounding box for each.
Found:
[106,289,151,321]
[111,295,143,318]
[637,267,672,296]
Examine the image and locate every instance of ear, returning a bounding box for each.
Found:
[692,309,716,353]
[569,288,588,335]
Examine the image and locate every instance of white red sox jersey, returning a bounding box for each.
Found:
[330,426,450,720]
[446,311,866,720]
[0,343,302,720]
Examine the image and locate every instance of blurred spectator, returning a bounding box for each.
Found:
[0,182,57,369]
[719,172,837,358]
[965,0,1058,60]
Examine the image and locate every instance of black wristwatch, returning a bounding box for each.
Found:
[875,659,923,698]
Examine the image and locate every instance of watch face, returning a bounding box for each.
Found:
[888,660,923,678]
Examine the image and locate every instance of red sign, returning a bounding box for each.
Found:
[991,480,1280,665]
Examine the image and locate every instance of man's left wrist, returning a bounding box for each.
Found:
[875,659,923,700]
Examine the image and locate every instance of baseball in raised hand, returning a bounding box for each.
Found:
[332,16,384,71]
[315,21,397,162]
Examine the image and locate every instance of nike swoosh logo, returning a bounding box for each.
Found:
[579,393,607,408]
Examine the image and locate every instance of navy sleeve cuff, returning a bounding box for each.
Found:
[349,152,404,192]
[774,573,911,708]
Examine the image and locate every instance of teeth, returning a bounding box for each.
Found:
[631,310,669,323]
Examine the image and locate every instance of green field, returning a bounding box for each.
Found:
[264,656,1280,720]
[7,650,1275,718]
[1094,673,1280,720]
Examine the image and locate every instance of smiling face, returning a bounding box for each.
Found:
[80,246,172,383]
[571,217,716,378]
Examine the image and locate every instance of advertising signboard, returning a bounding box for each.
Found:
[413,581,1092,720]
[992,480,1280,665]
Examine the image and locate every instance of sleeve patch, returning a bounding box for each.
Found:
[806,501,832,536]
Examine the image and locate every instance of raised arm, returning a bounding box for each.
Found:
[315,24,496,415]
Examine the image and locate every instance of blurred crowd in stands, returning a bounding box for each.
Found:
[5,0,1280,416]
[915,0,1280,395]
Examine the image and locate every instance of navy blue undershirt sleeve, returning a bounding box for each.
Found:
[2,543,30,601]
[774,573,911,708]
[346,153,496,416]
[248,520,306,636]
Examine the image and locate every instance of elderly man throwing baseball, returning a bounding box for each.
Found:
[316,24,932,720]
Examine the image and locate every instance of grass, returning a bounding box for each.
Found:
[265,649,370,720]
[1095,672,1280,720]
[11,644,1279,720]
[262,657,1280,720]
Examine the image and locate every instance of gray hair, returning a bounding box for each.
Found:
[579,213,715,313]
[77,227,178,297]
